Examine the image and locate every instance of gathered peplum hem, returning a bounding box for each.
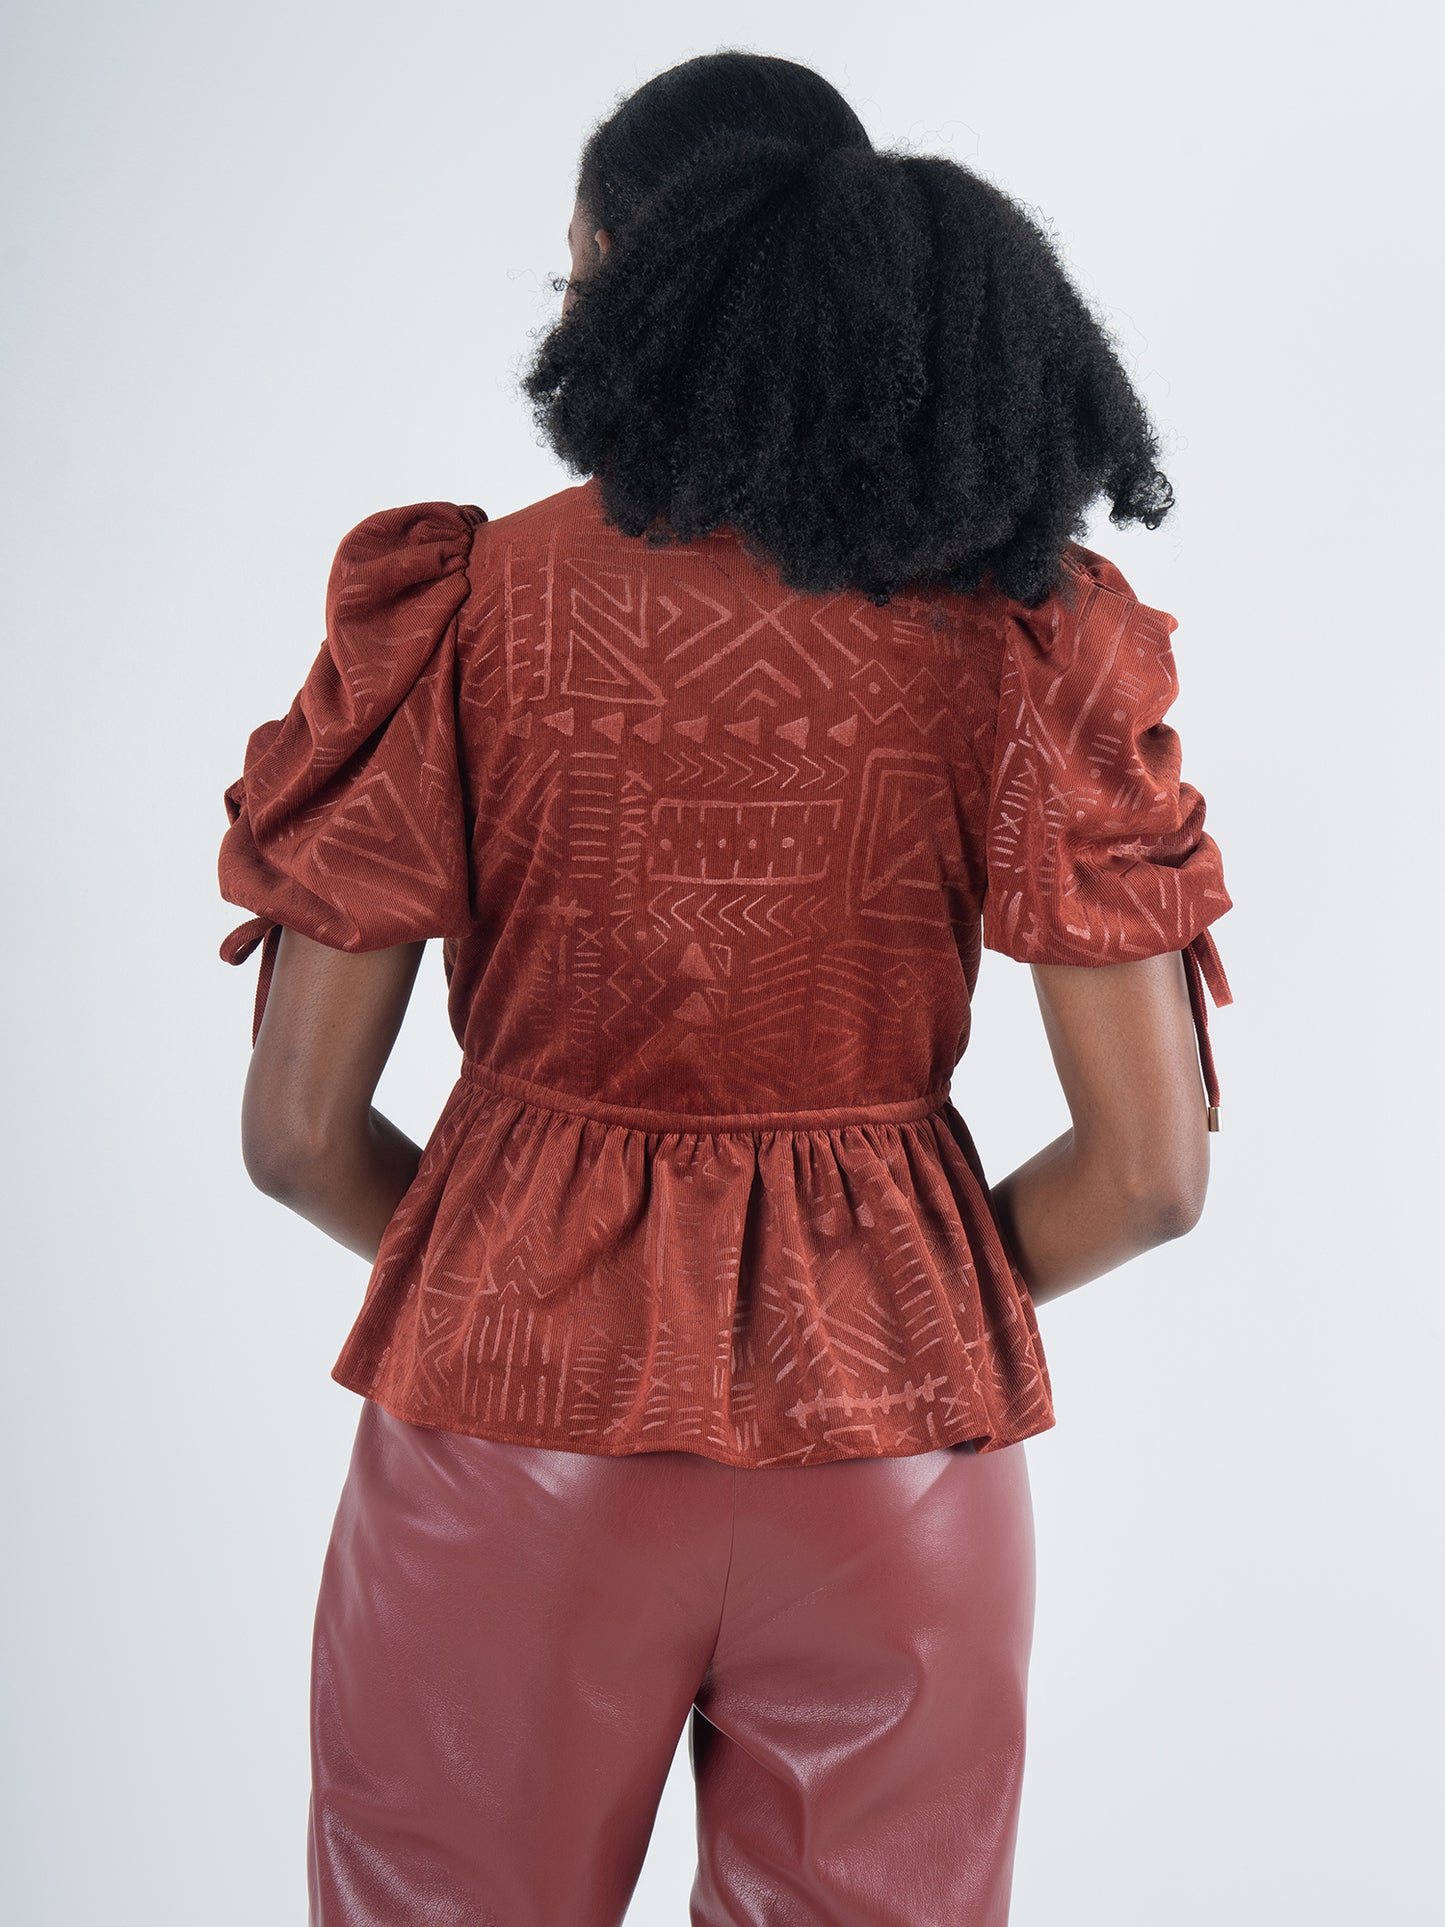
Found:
[329,1056,1056,1469]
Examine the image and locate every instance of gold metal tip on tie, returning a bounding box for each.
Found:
[1206,1104,1221,1133]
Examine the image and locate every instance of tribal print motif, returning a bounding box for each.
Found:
[219,481,1231,1466]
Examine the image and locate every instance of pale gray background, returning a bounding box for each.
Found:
[3,1,1441,1921]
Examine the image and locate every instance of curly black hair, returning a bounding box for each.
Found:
[520,50,1174,609]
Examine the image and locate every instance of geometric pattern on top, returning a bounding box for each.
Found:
[219,480,1232,1466]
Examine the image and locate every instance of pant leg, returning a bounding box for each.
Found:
[688,1439,1036,1927]
[307,1399,734,1927]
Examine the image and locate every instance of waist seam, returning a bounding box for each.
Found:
[458,1055,953,1135]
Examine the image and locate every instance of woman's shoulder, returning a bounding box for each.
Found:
[329,499,488,578]
[1058,540,1166,612]
[456,477,597,544]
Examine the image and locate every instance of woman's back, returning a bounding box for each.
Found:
[218,477,1229,1466]
[451,474,997,1106]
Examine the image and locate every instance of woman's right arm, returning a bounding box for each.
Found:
[987,950,1213,1308]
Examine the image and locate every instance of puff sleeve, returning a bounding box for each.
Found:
[218,500,488,1044]
[981,544,1234,1125]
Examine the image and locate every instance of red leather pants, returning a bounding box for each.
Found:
[308,1399,1037,1925]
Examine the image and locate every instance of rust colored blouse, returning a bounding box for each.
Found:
[218,481,1233,1467]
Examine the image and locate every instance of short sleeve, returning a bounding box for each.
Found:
[217,500,487,1043]
[981,544,1235,1122]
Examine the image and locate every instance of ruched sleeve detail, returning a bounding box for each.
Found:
[217,500,487,1043]
[981,544,1234,1123]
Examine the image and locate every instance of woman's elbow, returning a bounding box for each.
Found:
[1138,1182,1208,1242]
[1117,1155,1211,1243]
[240,1088,338,1197]
[1092,1112,1212,1244]
[241,1125,311,1198]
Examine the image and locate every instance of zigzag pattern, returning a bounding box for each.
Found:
[218,480,1232,1467]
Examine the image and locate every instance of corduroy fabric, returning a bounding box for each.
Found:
[218,479,1233,1468]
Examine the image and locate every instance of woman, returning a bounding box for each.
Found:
[218,48,1233,1927]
